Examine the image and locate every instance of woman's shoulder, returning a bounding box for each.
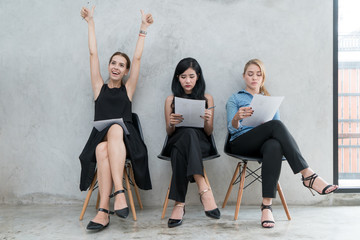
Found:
[231,90,250,98]
[165,95,174,103]
[227,90,250,105]
[204,93,213,99]
[227,91,240,100]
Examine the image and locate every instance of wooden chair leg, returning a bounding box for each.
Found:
[203,168,211,187]
[124,169,137,221]
[222,162,241,208]
[95,191,100,209]
[277,182,291,220]
[161,176,172,219]
[129,164,143,209]
[234,162,247,220]
[79,171,97,220]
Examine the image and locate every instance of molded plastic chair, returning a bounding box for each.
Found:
[79,113,144,221]
[222,133,291,221]
[158,132,220,219]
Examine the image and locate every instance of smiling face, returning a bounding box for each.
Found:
[243,63,263,94]
[178,67,198,94]
[108,55,129,82]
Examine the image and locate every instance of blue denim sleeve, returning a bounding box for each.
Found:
[273,110,280,120]
[226,94,243,134]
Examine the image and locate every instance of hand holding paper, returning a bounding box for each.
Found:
[169,113,184,127]
[234,107,254,121]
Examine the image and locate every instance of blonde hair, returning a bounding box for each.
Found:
[243,59,270,96]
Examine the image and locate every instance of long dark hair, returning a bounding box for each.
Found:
[171,57,206,101]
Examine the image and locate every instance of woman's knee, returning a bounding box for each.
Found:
[107,124,124,140]
[261,139,282,155]
[96,142,108,161]
[268,119,284,128]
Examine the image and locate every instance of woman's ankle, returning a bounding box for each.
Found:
[194,175,209,192]
[98,202,110,211]
[300,167,314,178]
[262,198,272,205]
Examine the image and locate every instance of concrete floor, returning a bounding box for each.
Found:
[0,204,359,240]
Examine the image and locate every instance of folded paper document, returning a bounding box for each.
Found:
[93,118,130,135]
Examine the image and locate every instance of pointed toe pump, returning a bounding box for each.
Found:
[86,208,114,231]
[109,190,129,218]
[199,188,221,219]
[168,203,185,228]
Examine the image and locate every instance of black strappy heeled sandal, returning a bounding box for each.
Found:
[302,173,338,196]
[199,188,221,219]
[168,203,185,228]
[261,204,275,228]
[86,208,114,231]
[109,190,129,218]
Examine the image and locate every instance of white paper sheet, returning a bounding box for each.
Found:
[241,94,284,127]
[174,97,206,128]
[93,118,130,135]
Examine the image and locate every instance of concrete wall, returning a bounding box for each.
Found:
[1,0,346,207]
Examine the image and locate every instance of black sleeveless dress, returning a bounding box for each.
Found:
[79,84,152,191]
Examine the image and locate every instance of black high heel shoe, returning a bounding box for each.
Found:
[109,190,129,218]
[261,204,275,228]
[199,188,220,219]
[168,203,185,228]
[86,208,114,231]
[302,173,338,196]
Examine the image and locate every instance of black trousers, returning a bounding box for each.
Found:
[230,120,309,198]
[164,128,211,202]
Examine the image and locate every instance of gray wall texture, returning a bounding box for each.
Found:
[1,0,348,207]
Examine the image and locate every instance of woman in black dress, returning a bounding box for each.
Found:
[226,59,338,228]
[79,6,153,231]
[163,58,220,228]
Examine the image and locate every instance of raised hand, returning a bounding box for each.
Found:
[140,10,154,27]
[80,6,95,23]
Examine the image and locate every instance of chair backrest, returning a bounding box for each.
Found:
[158,132,220,161]
[224,132,232,154]
[131,113,144,141]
